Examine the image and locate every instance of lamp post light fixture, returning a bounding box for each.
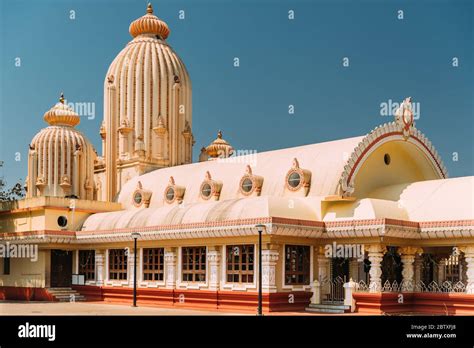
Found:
[255,224,266,316]
[131,231,141,307]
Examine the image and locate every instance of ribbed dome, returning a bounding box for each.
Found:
[43,93,80,127]
[26,97,96,199]
[129,3,170,39]
[206,130,234,158]
[99,2,193,202]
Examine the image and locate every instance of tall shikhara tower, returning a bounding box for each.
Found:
[95,3,193,201]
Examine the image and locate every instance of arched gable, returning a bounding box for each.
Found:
[339,122,448,199]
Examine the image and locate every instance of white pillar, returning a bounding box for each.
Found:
[261,249,279,292]
[367,245,385,292]
[128,247,136,287]
[207,248,221,291]
[343,279,357,310]
[398,247,422,292]
[164,248,177,289]
[95,251,105,286]
[460,246,474,294]
[310,280,321,305]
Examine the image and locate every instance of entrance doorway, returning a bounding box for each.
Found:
[50,250,72,287]
[323,258,349,303]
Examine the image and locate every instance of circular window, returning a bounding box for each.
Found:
[384,153,391,165]
[133,191,143,206]
[57,216,68,228]
[201,183,212,198]
[241,178,254,193]
[287,171,301,188]
[165,187,175,202]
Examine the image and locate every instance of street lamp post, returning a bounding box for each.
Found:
[255,224,266,316]
[131,232,141,307]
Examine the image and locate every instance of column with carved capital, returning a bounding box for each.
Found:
[207,248,221,291]
[460,246,474,294]
[164,248,177,289]
[95,250,105,286]
[367,245,385,292]
[262,249,279,292]
[399,247,423,291]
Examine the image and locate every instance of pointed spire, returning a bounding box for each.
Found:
[59,92,65,104]
[147,3,153,14]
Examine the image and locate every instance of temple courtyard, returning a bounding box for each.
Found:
[0,301,374,316]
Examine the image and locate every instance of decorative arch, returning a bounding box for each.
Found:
[339,121,448,197]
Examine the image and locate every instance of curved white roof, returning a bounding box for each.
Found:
[83,136,364,230]
[117,136,364,209]
[82,128,473,231]
[399,176,474,222]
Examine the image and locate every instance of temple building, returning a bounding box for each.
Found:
[0,4,473,314]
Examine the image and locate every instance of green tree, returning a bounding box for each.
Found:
[0,180,25,202]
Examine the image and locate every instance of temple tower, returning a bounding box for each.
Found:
[95,3,193,201]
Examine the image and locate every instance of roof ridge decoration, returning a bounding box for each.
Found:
[169,176,175,186]
[338,97,448,198]
[395,97,415,139]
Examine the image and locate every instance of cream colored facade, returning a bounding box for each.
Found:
[0,4,473,313]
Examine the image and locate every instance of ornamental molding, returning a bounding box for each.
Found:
[285,158,311,195]
[199,171,223,201]
[239,165,264,196]
[1,218,472,244]
[132,181,152,208]
[164,176,185,204]
[338,100,448,198]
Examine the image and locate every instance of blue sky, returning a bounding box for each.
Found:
[0,0,472,187]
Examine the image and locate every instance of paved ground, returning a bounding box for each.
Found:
[0,301,241,316]
[0,301,371,316]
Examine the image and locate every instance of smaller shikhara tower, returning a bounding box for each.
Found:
[95,3,193,201]
[26,94,96,199]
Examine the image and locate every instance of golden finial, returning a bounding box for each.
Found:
[147,3,153,14]
[59,92,65,104]
[217,130,223,139]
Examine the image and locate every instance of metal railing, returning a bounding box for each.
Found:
[355,279,467,293]
[321,276,346,303]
